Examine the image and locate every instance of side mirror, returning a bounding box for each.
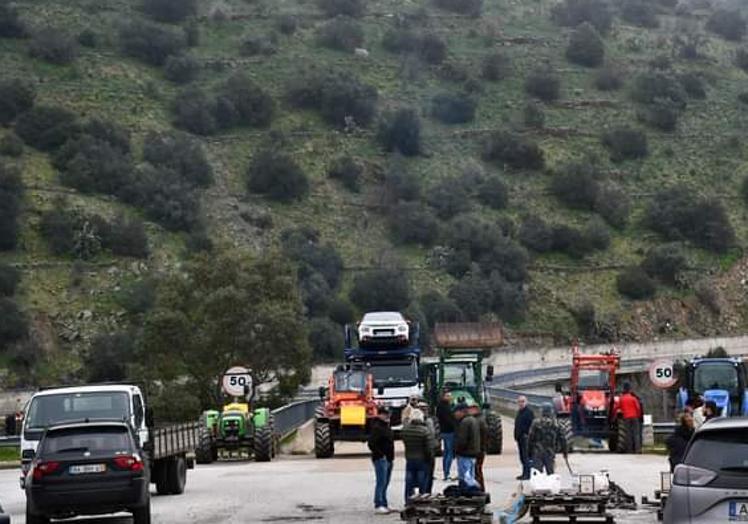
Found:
[145,407,154,428]
[485,365,494,382]
[318,386,326,400]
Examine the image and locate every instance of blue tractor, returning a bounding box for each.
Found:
[676,357,748,417]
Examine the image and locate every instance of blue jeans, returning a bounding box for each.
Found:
[457,456,479,489]
[441,432,455,479]
[373,458,392,508]
[405,459,429,503]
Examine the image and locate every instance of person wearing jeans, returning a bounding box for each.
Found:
[454,402,481,490]
[401,408,434,503]
[436,391,456,480]
[368,408,395,514]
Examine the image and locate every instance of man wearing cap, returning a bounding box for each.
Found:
[527,403,567,474]
[454,402,481,490]
[401,408,434,503]
[368,407,395,514]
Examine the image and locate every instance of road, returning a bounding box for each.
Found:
[1,418,669,523]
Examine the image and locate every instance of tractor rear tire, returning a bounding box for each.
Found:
[314,420,334,459]
[615,418,629,453]
[485,411,503,455]
[254,423,273,462]
[195,430,215,465]
[558,417,574,453]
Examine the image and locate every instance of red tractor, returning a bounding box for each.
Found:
[554,345,629,452]
[314,363,379,458]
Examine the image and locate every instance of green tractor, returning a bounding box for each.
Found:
[196,402,275,463]
[422,322,503,454]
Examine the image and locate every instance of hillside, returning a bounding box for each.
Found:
[2,0,748,386]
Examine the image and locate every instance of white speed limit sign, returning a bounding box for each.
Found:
[222,366,253,397]
[649,359,677,389]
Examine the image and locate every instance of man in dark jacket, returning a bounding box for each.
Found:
[514,395,534,480]
[436,391,456,481]
[401,408,434,503]
[528,403,566,474]
[368,408,395,514]
[454,403,481,490]
[470,406,489,491]
[666,412,694,473]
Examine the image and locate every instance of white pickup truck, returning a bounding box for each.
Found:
[20,384,199,495]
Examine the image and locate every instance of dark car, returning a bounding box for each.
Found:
[25,421,150,524]
[664,417,748,523]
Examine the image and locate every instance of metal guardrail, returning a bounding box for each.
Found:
[0,436,19,448]
[272,399,319,438]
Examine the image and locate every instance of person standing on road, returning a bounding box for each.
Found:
[401,408,434,503]
[514,396,534,480]
[436,391,456,481]
[368,407,395,515]
[527,403,566,474]
[471,406,489,491]
[454,403,481,490]
[419,401,438,494]
[620,382,643,453]
[666,412,694,473]
[401,394,420,427]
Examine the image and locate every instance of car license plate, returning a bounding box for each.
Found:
[69,464,106,475]
[729,501,748,521]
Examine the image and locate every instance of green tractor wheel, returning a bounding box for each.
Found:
[195,428,215,465]
[253,409,274,462]
[485,411,503,455]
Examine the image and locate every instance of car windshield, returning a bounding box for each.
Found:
[334,371,367,392]
[363,312,402,322]
[26,392,131,430]
[41,426,132,455]
[578,370,610,390]
[694,364,739,396]
[443,363,476,388]
[685,430,748,471]
[370,362,418,387]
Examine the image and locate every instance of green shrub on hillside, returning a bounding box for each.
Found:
[448,270,494,320]
[620,0,659,28]
[637,102,679,132]
[523,102,545,129]
[378,109,422,156]
[82,118,131,153]
[641,243,686,285]
[172,87,218,135]
[426,177,471,219]
[482,52,511,81]
[247,148,309,202]
[0,163,22,251]
[736,48,748,72]
[645,188,735,253]
[631,71,687,108]
[524,68,561,102]
[519,216,553,253]
[617,267,656,299]
[433,0,483,17]
[217,73,275,128]
[119,20,186,66]
[381,27,418,54]
[86,332,134,382]
[142,0,197,23]
[300,272,332,317]
[551,0,613,35]
[566,22,605,67]
[56,136,134,195]
[706,9,746,42]
[328,298,354,325]
[0,0,26,38]
[127,165,202,232]
[389,202,440,246]
[277,15,299,35]
[0,79,34,125]
[350,268,411,311]
[595,183,630,229]
[308,318,344,361]
[384,156,422,201]
[78,29,97,48]
[420,290,463,326]
[0,264,19,297]
[15,105,79,151]
[39,201,78,256]
[317,0,366,18]
[483,130,545,170]
[328,156,362,192]
[29,28,78,65]
[280,226,344,289]
[104,214,150,259]
[431,93,476,124]
[0,297,27,347]
[317,16,364,51]
[0,133,23,157]
[601,126,648,162]
[594,66,624,91]
[164,54,200,84]
[476,175,508,209]
[550,163,600,211]
[679,73,706,99]
[240,34,278,56]
[143,131,212,188]
[418,33,448,65]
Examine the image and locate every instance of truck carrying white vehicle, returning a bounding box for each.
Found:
[19,384,199,496]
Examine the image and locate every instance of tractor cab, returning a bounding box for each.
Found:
[677,357,748,417]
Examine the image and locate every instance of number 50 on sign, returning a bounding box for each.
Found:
[649,359,677,389]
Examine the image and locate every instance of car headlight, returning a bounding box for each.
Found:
[672,465,717,487]
[360,326,371,333]
[397,325,408,332]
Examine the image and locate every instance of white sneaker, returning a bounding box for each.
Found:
[386,506,399,513]
[375,507,390,515]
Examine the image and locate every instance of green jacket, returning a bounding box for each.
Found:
[455,414,481,458]
[527,416,566,456]
[401,420,434,462]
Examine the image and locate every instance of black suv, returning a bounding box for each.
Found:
[25,421,150,524]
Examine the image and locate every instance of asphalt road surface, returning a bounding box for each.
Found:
[1,418,669,523]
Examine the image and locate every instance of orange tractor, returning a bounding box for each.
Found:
[314,363,379,458]
[554,344,629,452]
